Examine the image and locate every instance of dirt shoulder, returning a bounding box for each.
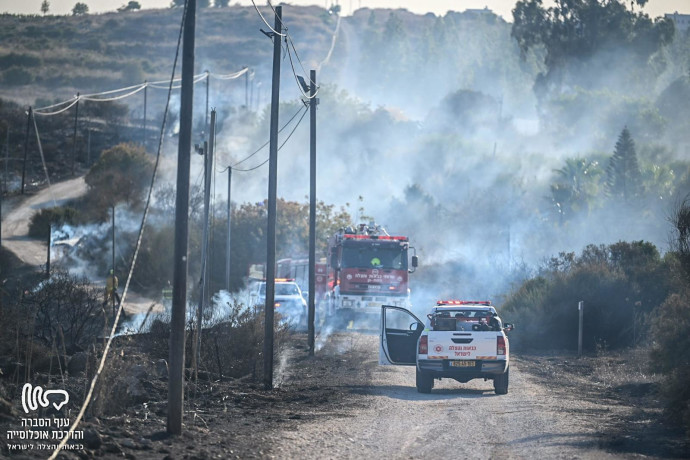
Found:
[517,350,689,459]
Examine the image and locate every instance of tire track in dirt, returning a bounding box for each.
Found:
[269,334,633,459]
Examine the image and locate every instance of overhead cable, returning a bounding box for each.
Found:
[286,39,319,100]
[34,68,247,115]
[250,0,286,37]
[227,105,306,169]
[229,104,308,172]
[80,85,147,102]
[33,98,79,116]
[33,97,79,113]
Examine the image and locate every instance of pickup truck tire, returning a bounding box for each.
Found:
[416,369,433,394]
[493,368,509,395]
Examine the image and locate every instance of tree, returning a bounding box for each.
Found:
[669,195,690,284]
[550,157,602,220]
[117,1,141,12]
[85,143,153,211]
[511,0,674,98]
[40,0,50,15]
[606,127,642,202]
[215,0,230,6]
[71,2,89,15]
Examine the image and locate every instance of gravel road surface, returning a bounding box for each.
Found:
[270,333,636,460]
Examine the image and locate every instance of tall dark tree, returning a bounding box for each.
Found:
[40,0,50,15]
[511,0,674,98]
[606,127,642,202]
[71,2,89,15]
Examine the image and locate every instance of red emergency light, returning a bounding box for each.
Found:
[343,234,408,241]
[437,300,492,306]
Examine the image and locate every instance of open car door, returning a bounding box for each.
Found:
[379,305,424,366]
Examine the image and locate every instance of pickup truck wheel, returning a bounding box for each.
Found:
[493,368,509,395]
[416,369,433,394]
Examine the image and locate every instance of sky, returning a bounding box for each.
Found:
[0,0,687,20]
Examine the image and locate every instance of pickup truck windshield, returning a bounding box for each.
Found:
[341,245,407,270]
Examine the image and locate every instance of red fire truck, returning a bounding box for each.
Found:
[326,223,418,325]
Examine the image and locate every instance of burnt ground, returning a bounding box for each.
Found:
[0,332,377,460]
[1,333,689,459]
[518,350,690,459]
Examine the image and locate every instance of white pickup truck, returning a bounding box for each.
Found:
[379,300,513,394]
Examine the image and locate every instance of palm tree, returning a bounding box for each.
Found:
[550,157,602,220]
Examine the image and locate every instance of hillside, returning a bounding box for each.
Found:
[0,5,338,104]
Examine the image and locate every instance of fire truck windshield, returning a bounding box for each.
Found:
[341,245,407,270]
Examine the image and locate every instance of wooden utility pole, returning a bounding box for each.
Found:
[195,108,215,375]
[46,224,51,278]
[86,129,92,167]
[244,66,249,109]
[205,71,210,135]
[143,81,148,149]
[226,167,232,292]
[578,301,584,358]
[263,5,282,391]
[71,93,80,176]
[21,107,32,195]
[168,0,196,436]
[4,126,9,193]
[308,69,317,356]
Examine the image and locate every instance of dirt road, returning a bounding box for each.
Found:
[2,177,87,267]
[267,333,645,460]
[1,177,161,314]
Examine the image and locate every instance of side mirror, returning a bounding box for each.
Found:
[503,323,514,332]
[411,255,418,268]
[410,322,424,332]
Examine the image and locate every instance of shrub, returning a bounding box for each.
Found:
[145,299,290,381]
[28,206,79,239]
[650,290,690,435]
[502,241,672,351]
[85,143,153,211]
[27,271,109,351]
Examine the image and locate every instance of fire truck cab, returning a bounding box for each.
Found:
[326,223,418,326]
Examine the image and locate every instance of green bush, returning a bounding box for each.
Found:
[28,206,79,239]
[502,241,673,351]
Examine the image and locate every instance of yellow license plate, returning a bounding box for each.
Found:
[450,360,475,367]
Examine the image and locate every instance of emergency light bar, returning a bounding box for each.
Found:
[437,300,492,306]
[343,234,408,241]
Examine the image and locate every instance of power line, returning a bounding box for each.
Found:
[231,104,308,172]
[227,104,306,169]
[33,68,248,114]
[285,38,319,100]
[250,0,286,37]
[287,34,317,89]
